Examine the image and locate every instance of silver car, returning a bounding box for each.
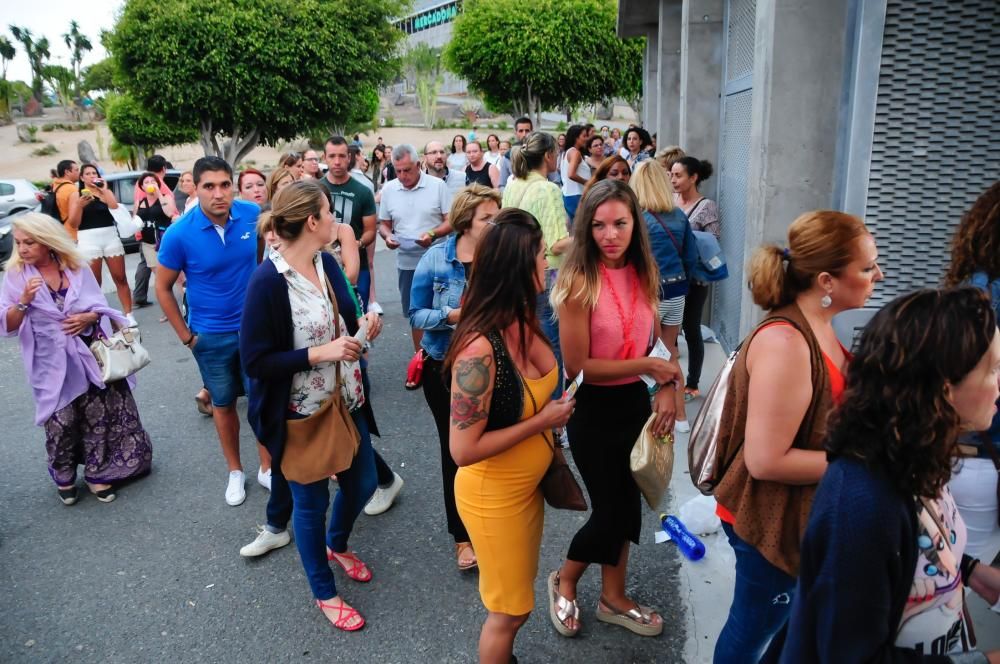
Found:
[0,179,41,218]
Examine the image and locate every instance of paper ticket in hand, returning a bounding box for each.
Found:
[640,338,672,388]
[354,318,368,343]
[395,236,421,252]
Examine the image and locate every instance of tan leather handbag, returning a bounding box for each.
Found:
[280,276,360,485]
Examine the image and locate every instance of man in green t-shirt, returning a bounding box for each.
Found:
[320,135,378,308]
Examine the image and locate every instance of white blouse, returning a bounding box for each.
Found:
[271,248,342,416]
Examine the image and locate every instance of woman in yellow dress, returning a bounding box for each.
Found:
[446,208,576,663]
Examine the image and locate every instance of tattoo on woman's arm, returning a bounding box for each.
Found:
[451,355,492,430]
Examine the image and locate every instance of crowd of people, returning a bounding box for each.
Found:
[2,118,999,663]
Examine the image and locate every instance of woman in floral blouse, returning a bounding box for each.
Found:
[240,180,383,632]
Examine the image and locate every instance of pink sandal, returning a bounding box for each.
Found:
[327,549,372,582]
[316,597,365,632]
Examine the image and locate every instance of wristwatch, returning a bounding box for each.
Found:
[427,229,436,239]
[15,302,29,312]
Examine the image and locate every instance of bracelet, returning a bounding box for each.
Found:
[961,556,980,586]
[183,334,195,346]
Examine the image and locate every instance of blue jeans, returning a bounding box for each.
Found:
[356,268,371,311]
[285,412,377,600]
[563,194,582,225]
[536,269,563,399]
[714,522,796,663]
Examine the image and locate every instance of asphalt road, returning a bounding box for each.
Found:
[0,248,685,663]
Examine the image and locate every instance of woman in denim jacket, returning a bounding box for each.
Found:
[409,184,501,571]
[945,180,1000,568]
[631,161,698,431]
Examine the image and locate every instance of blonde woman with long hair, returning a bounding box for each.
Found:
[547,179,680,638]
[1,213,152,505]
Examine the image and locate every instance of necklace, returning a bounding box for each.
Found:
[599,262,639,358]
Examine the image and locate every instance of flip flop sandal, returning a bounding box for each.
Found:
[595,598,663,637]
[327,549,372,582]
[547,571,580,637]
[456,542,478,571]
[683,389,700,403]
[194,393,213,416]
[316,598,365,632]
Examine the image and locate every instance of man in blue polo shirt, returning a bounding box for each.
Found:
[156,156,264,507]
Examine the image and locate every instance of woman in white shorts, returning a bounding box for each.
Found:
[68,163,135,326]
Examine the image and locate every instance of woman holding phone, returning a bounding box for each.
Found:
[68,163,135,326]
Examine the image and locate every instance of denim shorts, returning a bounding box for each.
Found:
[190,330,249,407]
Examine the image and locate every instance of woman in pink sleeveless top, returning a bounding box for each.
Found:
[547,179,682,638]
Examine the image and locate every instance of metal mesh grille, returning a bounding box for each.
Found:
[865,0,1000,304]
[713,89,754,349]
[726,0,756,82]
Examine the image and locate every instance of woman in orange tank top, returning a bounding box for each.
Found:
[713,211,883,663]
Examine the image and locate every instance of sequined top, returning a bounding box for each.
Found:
[483,330,524,432]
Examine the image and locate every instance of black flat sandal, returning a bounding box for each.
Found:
[89,486,117,503]
[57,486,78,506]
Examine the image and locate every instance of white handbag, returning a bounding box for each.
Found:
[89,326,150,382]
[109,205,143,239]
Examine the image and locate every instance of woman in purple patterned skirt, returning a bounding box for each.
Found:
[1,213,152,505]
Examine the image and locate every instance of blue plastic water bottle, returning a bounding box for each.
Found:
[659,513,706,561]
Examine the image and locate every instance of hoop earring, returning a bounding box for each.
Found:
[820,294,832,309]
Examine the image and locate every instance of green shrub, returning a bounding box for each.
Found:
[432,117,448,130]
[555,120,568,132]
[40,122,95,132]
[383,116,395,128]
[496,120,508,130]
[31,143,58,157]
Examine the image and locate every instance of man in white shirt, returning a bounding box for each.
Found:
[378,144,452,351]
[423,141,466,197]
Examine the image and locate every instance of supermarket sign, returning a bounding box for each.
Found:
[397,1,462,34]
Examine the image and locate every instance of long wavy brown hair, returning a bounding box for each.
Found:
[825,286,996,498]
[945,181,1000,285]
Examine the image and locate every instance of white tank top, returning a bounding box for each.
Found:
[560,148,590,196]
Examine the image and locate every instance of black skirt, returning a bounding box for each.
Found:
[566,380,651,565]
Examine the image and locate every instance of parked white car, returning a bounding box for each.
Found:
[0,179,41,219]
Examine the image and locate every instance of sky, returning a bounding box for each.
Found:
[4,1,122,82]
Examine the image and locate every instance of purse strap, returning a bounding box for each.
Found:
[517,365,555,452]
[652,212,684,255]
[321,272,343,389]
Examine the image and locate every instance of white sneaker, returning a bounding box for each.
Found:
[125,313,138,328]
[257,466,272,491]
[364,472,403,515]
[239,526,290,557]
[369,301,383,316]
[225,470,246,506]
[675,420,691,434]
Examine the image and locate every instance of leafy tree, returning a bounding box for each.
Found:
[444,0,643,127]
[81,57,119,94]
[108,0,404,166]
[0,35,15,120]
[9,26,50,103]
[41,64,75,112]
[62,20,93,95]
[406,44,443,129]
[105,92,199,158]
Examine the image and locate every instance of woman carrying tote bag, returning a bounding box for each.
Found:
[239,181,383,632]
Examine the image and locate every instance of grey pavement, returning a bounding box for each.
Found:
[0,248,686,663]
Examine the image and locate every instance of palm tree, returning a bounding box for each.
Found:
[62,21,92,93]
[9,26,50,103]
[0,36,14,120]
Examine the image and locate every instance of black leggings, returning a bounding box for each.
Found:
[682,283,710,390]
[422,357,469,543]
[567,381,650,565]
